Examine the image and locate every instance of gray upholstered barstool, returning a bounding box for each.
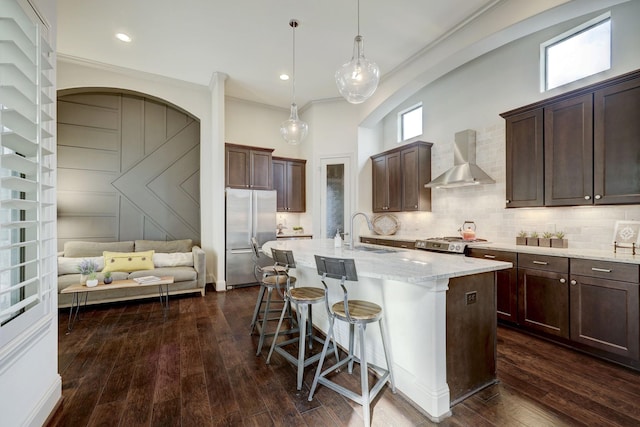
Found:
[266,248,338,390]
[308,255,396,427]
[249,238,296,355]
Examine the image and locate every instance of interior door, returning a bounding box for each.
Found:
[320,156,352,239]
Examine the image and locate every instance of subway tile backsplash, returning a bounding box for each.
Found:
[390,124,640,251]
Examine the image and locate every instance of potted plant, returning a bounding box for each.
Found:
[77,258,99,287]
[539,231,553,247]
[527,231,539,246]
[103,271,113,285]
[516,230,527,245]
[552,231,568,248]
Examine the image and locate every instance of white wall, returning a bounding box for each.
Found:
[378,1,640,250]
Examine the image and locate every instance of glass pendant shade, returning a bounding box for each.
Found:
[280,103,308,145]
[281,18,308,145]
[336,35,380,104]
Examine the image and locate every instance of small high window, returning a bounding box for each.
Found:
[398,104,422,142]
[541,12,611,91]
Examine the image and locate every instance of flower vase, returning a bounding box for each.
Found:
[86,278,99,287]
[80,274,88,284]
[104,276,113,284]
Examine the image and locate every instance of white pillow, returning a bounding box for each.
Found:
[153,252,193,268]
[58,256,105,275]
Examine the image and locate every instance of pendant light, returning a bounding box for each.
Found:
[280,19,308,145]
[335,0,380,104]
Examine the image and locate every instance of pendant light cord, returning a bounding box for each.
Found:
[357,0,360,36]
[291,19,298,104]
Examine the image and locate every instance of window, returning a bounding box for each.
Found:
[398,104,422,142]
[0,0,56,345]
[541,12,611,91]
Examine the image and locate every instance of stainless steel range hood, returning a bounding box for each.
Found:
[425,129,495,188]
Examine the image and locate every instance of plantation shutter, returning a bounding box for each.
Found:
[0,0,56,343]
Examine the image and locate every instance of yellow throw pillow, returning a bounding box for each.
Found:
[103,250,155,273]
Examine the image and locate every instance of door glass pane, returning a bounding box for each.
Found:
[326,164,344,238]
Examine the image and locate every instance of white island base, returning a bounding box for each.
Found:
[263,239,511,421]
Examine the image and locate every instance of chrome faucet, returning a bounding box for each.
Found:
[348,212,374,248]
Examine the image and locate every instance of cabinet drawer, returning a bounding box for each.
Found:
[360,237,379,245]
[467,248,516,263]
[518,253,568,273]
[391,240,415,249]
[571,258,639,283]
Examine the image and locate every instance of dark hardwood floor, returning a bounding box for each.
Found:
[47,284,640,426]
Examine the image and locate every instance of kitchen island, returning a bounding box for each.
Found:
[262,238,512,421]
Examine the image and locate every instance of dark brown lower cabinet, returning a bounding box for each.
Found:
[467,249,640,370]
[517,254,569,339]
[359,237,415,249]
[518,268,569,338]
[446,272,496,405]
[467,249,517,323]
[569,259,640,365]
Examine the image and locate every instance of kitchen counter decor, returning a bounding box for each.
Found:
[372,213,399,235]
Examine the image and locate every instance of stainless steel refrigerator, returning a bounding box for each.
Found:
[225,188,277,287]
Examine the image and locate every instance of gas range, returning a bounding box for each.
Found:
[414,236,488,254]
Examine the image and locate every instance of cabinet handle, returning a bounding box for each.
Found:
[506,200,511,204]
[483,255,496,259]
[584,195,591,200]
[591,267,612,273]
[570,280,577,285]
[414,205,418,208]
[532,260,548,265]
[560,278,566,283]
[595,194,602,200]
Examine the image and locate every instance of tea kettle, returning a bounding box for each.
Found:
[459,221,476,241]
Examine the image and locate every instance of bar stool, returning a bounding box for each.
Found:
[308,255,396,427]
[266,248,339,390]
[249,238,295,355]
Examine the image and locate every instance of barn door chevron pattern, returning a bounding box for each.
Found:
[113,119,200,239]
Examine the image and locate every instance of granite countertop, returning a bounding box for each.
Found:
[470,242,640,265]
[362,233,640,265]
[263,238,511,285]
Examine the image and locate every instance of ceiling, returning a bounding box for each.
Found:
[57,0,554,110]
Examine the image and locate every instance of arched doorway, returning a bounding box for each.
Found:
[57,89,201,250]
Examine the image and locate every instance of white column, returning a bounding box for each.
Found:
[204,72,228,291]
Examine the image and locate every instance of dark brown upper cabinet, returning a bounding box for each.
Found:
[505,109,544,207]
[400,142,432,212]
[594,76,640,205]
[371,141,432,213]
[272,157,306,212]
[544,93,593,206]
[372,150,402,212]
[501,69,640,208]
[225,143,274,190]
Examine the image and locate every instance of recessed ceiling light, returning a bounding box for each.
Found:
[280,74,290,81]
[115,33,132,43]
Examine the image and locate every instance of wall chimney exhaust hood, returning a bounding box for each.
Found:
[425,129,495,189]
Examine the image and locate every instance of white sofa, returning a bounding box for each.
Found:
[57,239,206,308]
